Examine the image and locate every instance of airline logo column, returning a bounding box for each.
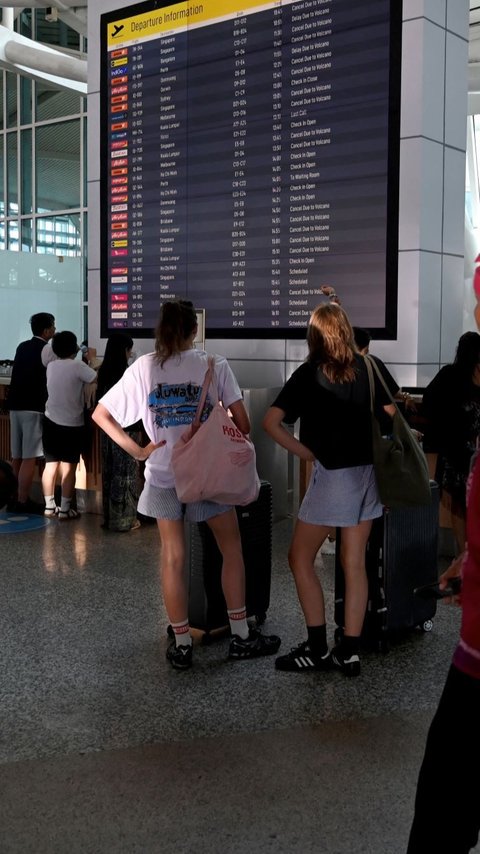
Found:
[109,46,130,328]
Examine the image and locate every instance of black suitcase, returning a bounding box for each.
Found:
[334,481,440,651]
[186,480,272,636]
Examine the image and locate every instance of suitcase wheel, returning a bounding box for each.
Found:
[420,619,434,633]
[166,624,174,639]
[377,636,390,654]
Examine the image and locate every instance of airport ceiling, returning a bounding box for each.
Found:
[2,4,480,93]
[470,2,480,64]
[19,3,480,91]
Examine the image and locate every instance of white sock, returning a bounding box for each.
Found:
[171,620,192,648]
[228,607,249,640]
[44,495,56,510]
[60,496,72,513]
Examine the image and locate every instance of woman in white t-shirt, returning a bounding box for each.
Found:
[93,300,280,671]
[42,331,97,520]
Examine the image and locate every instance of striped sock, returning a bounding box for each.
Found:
[171,620,192,648]
[228,607,249,640]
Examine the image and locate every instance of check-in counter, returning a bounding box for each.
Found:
[241,387,290,520]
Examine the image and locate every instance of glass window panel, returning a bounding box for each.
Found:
[18,9,33,39]
[36,214,81,256]
[21,128,32,215]
[83,116,87,206]
[7,131,18,216]
[35,8,80,51]
[0,221,5,251]
[83,304,88,343]
[35,80,81,122]
[36,120,80,212]
[20,78,32,125]
[0,136,4,216]
[7,219,19,251]
[6,72,17,128]
[0,71,4,131]
[21,218,33,251]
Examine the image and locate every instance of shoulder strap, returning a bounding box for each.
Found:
[192,356,215,428]
[364,355,375,414]
[364,354,398,410]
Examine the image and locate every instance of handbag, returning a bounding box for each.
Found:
[364,355,431,508]
[171,357,261,506]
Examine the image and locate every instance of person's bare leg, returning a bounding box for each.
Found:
[338,519,372,636]
[330,518,373,676]
[157,518,193,668]
[207,508,281,657]
[16,458,37,503]
[206,509,245,609]
[42,461,60,500]
[273,520,331,670]
[156,518,187,623]
[60,462,77,501]
[288,519,331,625]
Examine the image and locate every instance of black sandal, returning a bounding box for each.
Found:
[57,508,80,521]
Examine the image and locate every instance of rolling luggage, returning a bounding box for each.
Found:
[186,480,272,636]
[334,480,440,651]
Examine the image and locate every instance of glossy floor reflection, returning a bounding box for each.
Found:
[0,511,477,853]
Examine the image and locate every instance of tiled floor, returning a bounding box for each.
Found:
[0,510,476,853]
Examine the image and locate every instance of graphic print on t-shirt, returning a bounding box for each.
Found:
[147,381,212,428]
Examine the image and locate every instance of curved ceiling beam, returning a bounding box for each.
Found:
[0,2,87,36]
[0,25,86,93]
[0,1,87,7]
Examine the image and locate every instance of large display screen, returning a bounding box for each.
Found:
[100,0,401,338]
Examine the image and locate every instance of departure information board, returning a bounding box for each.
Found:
[100,0,401,338]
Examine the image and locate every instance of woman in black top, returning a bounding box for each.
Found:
[96,333,142,532]
[263,303,395,676]
[422,331,480,554]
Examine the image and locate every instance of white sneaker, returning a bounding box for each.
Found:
[321,539,336,555]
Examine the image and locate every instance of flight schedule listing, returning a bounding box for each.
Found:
[103,0,396,335]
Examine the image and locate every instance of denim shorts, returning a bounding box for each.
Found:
[137,482,232,522]
[298,460,383,527]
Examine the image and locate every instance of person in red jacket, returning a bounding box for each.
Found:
[407,314,480,852]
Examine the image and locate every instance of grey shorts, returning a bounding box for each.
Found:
[137,482,232,522]
[298,460,383,527]
[10,411,44,459]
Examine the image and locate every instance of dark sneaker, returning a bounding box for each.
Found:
[228,627,281,660]
[331,645,361,678]
[13,498,45,515]
[166,641,193,671]
[275,641,331,672]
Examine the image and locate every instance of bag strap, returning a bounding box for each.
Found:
[192,356,216,429]
[364,354,376,414]
[364,354,399,411]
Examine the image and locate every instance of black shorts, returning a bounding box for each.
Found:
[43,417,85,464]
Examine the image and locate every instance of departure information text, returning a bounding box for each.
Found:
[101,0,400,337]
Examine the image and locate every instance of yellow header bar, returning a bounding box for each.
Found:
[107,0,273,48]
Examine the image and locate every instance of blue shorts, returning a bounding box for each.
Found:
[298,460,383,527]
[137,482,232,522]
